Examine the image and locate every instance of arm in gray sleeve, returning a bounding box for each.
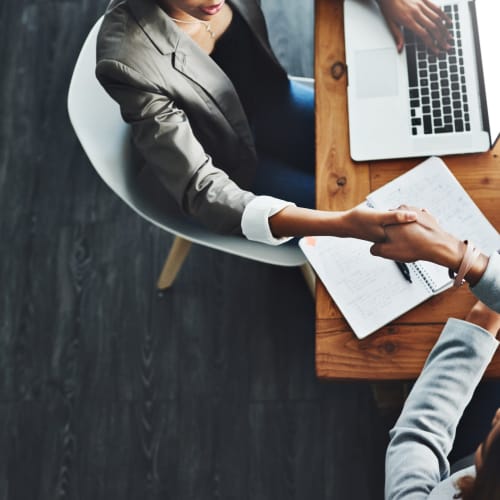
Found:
[471,252,500,313]
[96,59,256,234]
[385,319,498,500]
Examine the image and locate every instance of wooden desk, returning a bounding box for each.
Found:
[314,0,500,380]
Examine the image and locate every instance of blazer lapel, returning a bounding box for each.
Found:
[172,38,256,150]
[126,0,179,55]
[127,0,255,151]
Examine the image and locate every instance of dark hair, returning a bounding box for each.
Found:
[454,429,500,500]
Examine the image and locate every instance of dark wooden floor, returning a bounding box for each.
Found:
[0,1,391,498]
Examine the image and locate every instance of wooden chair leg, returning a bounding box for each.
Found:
[156,236,192,289]
[300,262,316,298]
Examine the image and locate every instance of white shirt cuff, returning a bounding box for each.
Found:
[241,196,296,245]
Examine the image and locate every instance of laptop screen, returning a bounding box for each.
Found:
[475,1,500,145]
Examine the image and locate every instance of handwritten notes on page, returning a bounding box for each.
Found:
[300,235,430,339]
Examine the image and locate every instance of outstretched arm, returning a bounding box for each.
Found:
[270,204,417,243]
[385,303,500,499]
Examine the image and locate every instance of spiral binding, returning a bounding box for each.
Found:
[411,263,438,292]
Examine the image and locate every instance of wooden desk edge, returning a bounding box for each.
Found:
[316,317,500,381]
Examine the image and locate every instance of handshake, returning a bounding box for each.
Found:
[372,204,488,287]
[372,204,499,336]
[344,203,489,288]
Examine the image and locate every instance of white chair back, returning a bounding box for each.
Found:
[68,17,308,267]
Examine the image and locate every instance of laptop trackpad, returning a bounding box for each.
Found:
[355,48,398,98]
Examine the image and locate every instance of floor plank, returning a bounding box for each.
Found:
[0,1,390,498]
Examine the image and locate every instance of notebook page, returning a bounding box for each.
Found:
[299,236,431,339]
[367,157,500,292]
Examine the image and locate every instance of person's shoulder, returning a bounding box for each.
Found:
[96,1,171,89]
[97,2,144,62]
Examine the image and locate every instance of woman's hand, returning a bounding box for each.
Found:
[465,301,500,337]
[370,205,462,265]
[340,205,417,242]
[378,0,452,53]
[370,205,490,286]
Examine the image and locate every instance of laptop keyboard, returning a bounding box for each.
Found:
[404,4,470,136]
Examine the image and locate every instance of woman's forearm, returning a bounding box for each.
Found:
[427,237,489,287]
[269,206,346,238]
[269,205,417,243]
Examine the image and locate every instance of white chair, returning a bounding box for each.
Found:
[67,18,314,292]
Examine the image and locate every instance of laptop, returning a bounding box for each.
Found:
[344,0,499,161]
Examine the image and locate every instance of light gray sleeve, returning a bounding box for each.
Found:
[471,252,500,313]
[385,319,498,500]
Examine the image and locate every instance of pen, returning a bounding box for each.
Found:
[395,261,412,283]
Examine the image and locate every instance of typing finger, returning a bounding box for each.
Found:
[415,7,451,50]
[420,5,451,48]
[422,0,453,48]
[408,20,438,53]
[423,0,452,28]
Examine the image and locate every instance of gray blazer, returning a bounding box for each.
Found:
[96,0,287,234]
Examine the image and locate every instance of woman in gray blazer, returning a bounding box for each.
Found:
[96,0,450,245]
[371,207,500,499]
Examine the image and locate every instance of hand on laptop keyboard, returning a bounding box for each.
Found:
[404,4,470,137]
[378,0,452,54]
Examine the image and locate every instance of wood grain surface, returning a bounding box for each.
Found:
[315,0,500,380]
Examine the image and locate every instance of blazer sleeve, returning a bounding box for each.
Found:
[95,58,256,235]
[384,319,498,500]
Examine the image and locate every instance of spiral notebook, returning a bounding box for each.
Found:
[300,157,500,339]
